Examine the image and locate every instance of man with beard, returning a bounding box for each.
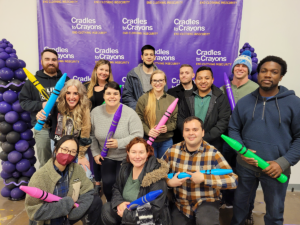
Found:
[229,56,300,225]
[19,49,69,167]
[177,66,231,151]
[122,45,167,110]
[167,64,197,143]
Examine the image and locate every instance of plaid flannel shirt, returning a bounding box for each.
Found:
[163,141,238,218]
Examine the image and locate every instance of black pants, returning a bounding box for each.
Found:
[93,160,102,183]
[101,158,122,202]
[101,202,122,225]
[69,195,103,225]
[171,201,220,225]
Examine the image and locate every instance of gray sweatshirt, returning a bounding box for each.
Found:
[90,104,144,161]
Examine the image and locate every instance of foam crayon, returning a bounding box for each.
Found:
[127,189,163,210]
[147,98,178,146]
[34,73,67,131]
[221,135,288,183]
[224,72,235,111]
[20,185,79,207]
[167,168,233,179]
[23,68,49,101]
[101,104,123,157]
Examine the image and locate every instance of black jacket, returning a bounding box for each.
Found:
[167,83,198,144]
[19,69,68,126]
[111,156,171,225]
[177,84,231,151]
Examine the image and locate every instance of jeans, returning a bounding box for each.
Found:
[152,138,173,159]
[231,162,289,225]
[33,128,52,168]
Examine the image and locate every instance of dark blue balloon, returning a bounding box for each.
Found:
[0,59,5,69]
[6,57,21,70]
[11,187,25,199]
[20,111,31,122]
[14,68,26,80]
[15,140,29,152]
[12,100,24,113]
[1,170,12,179]
[8,150,23,163]
[28,138,35,147]
[9,53,18,59]
[16,159,31,172]
[28,156,37,165]
[1,186,11,198]
[18,59,26,68]
[5,111,19,123]
[22,147,35,159]
[5,47,13,54]
[0,51,9,60]
[20,129,33,140]
[250,47,255,52]
[0,101,12,114]
[0,48,4,52]
[2,161,16,173]
[0,67,14,81]
[252,72,258,83]
[3,90,18,103]
[13,120,27,133]
[27,123,33,129]
[252,62,258,74]
[252,57,258,63]
[22,166,36,177]
[12,171,21,178]
[0,92,3,101]
[8,43,13,48]
[0,43,8,48]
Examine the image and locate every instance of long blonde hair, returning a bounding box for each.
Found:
[87,60,114,98]
[144,70,167,128]
[57,79,91,131]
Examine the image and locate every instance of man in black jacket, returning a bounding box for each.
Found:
[177,66,231,151]
[167,64,197,144]
[19,49,66,167]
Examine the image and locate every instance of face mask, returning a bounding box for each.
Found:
[56,153,75,166]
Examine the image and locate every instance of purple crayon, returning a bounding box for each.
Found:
[224,72,235,111]
[101,104,123,157]
[147,98,178,146]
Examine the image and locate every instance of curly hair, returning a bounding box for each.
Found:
[57,79,91,132]
[126,137,154,163]
[257,56,287,76]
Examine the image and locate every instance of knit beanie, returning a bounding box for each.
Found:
[232,50,252,74]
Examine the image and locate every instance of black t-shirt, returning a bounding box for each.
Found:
[94,89,105,107]
[184,88,194,98]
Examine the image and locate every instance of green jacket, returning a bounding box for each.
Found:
[136,92,178,142]
[25,159,94,225]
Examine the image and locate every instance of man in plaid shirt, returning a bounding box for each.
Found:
[163,116,238,225]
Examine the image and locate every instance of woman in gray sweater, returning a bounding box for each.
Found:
[90,81,144,202]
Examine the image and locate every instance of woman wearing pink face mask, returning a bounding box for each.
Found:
[25,135,103,225]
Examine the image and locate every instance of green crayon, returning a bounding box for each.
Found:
[221,134,288,183]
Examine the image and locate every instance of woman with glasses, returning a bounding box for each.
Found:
[84,59,114,196]
[90,81,143,202]
[136,70,178,158]
[36,79,92,179]
[25,135,103,225]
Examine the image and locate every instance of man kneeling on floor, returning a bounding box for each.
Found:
[163,116,238,225]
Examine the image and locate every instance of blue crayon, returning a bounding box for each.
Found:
[167,169,233,179]
[127,189,163,210]
[34,73,68,131]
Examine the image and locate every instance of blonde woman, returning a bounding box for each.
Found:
[136,70,178,158]
[36,79,92,178]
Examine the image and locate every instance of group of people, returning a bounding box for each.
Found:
[18,44,300,225]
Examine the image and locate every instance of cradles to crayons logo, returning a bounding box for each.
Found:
[44,47,74,59]
[174,19,205,32]
[196,49,227,62]
[71,17,102,30]
[95,48,125,60]
[122,18,153,31]
[155,49,175,61]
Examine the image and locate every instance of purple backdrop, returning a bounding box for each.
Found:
[37,0,243,88]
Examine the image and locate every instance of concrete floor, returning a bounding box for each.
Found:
[0,181,299,225]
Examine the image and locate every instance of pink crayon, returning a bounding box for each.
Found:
[20,185,79,207]
[147,98,178,146]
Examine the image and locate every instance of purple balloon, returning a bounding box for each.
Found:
[13,120,27,133]
[0,51,9,60]
[229,73,234,81]
[16,159,31,172]
[18,59,26,68]
[12,100,24,113]
[0,43,8,49]
[1,170,12,179]
[28,156,37,165]
[239,49,243,53]
[0,101,12,114]
[2,161,16,173]
[27,123,33,129]
[20,111,31,122]
[0,59,5,69]
[253,53,257,57]
[1,186,11,198]
[8,43,13,48]
[244,48,250,51]
[14,68,26,81]
[4,111,19,123]
[20,129,33,140]
[0,67,14,81]
[15,140,29,152]
[252,62,258,74]
[6,57,21,70]
[22,166,36,177]
[8,150,23,163]
[5,47,13,54]
[9,53,18,59]
[0,92,3,101]
[22,147,35,159]
[252,57,258,63]
[252,72,258,83]
[3,90,18,103]
[28,138,35,147]
[11,187,25,199]
[250,47,255,52]
[12,171,21,178]
[0,48,4,52]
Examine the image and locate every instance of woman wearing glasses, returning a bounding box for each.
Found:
[136,70,178,158]
[25,135,103,225]
[36,79,92,179]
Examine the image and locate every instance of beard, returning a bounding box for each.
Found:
[42,63,59,75]
[143,61,153,69]
[259,81,277,92]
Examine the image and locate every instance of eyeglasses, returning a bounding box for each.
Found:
[60,147,77,155]
[152,79,165,84]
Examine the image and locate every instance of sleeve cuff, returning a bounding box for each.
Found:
[274,156,291,172]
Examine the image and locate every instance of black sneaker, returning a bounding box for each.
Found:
[245,212,254,225]
[94,185,103,197]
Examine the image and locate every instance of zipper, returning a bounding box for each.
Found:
[262,98,266,120]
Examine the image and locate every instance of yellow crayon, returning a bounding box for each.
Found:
[23,68,50,101]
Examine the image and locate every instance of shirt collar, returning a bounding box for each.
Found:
[53,163,69,177]
[180,141,205,154]
[193,90,212,98]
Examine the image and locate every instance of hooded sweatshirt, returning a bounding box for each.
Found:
[19,69,68,126]
[228,86,300,175]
